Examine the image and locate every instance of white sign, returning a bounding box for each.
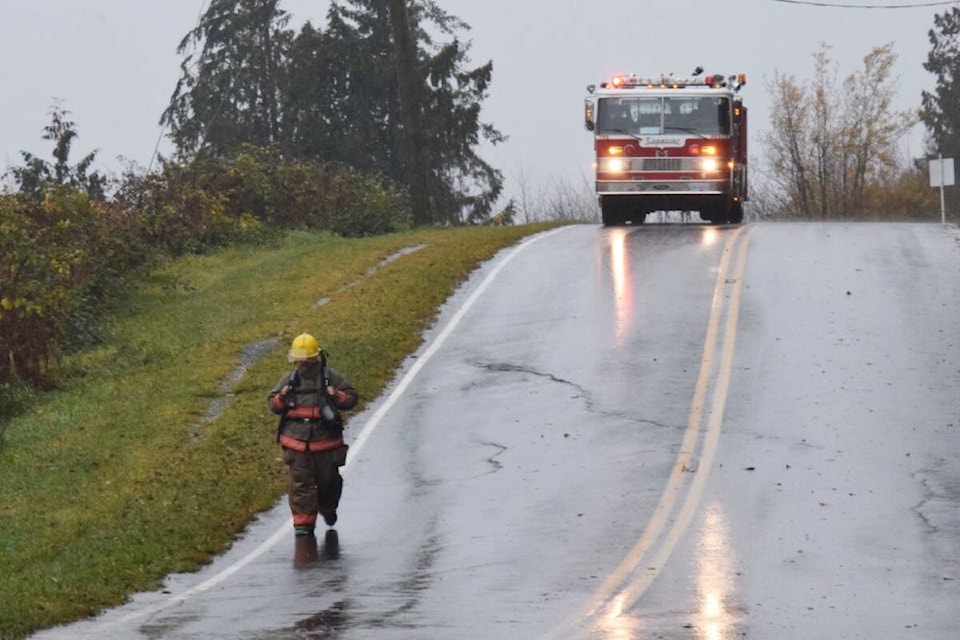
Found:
[929,157,954,187]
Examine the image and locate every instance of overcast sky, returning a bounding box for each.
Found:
[0,0,950,203]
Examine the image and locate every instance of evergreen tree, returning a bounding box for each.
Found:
[165,0,504,224]
[284,4,401,177]
[162,0,291,158]
[922,7,960,159]
[284,0,504,224]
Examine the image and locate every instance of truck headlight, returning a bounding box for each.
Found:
[603,158,627,173]
[701,158,720,172]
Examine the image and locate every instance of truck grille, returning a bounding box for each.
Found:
[641,158,682,171]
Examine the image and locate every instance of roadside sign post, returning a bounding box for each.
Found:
[928,154,954,225]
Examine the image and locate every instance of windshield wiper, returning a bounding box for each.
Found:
[603,128,644,141]
[664,126,709,139]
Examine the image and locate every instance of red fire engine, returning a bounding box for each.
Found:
[584,69,747,225]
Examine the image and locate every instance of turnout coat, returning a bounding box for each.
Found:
[268,361,358,453]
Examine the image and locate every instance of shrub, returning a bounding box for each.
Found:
[2,147,412,390]
[114,158,270,255]
[253,148,412,236]
[273,161,412,236]
[0,187,149,383]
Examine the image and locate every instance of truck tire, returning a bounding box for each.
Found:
[728,201,744,224]
[601,201,623,226]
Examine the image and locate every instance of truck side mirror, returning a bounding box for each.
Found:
[585,99,596,132]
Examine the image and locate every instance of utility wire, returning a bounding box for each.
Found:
[148,0,209,172]
[771,0,958,7]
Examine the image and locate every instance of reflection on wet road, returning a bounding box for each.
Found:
[549,224,752,639]
[33,222,960,639]
[695,503,735,640]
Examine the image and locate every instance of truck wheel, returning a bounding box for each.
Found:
[601,202,623,226]
[728,201,744,224]
[713,203,731,225]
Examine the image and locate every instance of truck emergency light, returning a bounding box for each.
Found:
[689,145,718,156]
[597,72,747,92]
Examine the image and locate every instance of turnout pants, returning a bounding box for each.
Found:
[283,445,347,528]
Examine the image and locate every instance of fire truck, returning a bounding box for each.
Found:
[584,69,747,225]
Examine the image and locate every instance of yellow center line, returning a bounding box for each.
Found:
[601,225,754,616]
[544,224,754,639]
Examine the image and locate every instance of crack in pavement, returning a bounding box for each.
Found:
[471,360,676,431]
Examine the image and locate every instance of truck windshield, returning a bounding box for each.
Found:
[597,96,730,136]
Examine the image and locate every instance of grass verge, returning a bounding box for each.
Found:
[0,223,563,639]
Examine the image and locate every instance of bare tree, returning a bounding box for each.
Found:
[535,170,598,222]
[836,43,914,217]
[508,164,598,223]
[811,46,838,218]
[509,162,536,224]
[761,42,915,219]
[761,71,812,215]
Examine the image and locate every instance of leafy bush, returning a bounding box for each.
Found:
[2,142,412,391]
[0,188,151,383]
[0,187,162,378]
[115,146,410,247]
[113,160,271,256]
[235,145,412,236]
[273,160,412,236]
[325,166,412,236]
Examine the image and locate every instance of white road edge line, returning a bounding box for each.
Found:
[112,225,574,626]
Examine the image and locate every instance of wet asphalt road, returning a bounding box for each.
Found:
[33,222,960,639]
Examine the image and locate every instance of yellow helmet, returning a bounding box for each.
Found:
[288,333,320,362]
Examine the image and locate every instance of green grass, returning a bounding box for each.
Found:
[0,223,563,639]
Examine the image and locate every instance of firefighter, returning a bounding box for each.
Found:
[268,333,359,537]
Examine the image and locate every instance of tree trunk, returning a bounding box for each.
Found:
[388,0,433,225]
